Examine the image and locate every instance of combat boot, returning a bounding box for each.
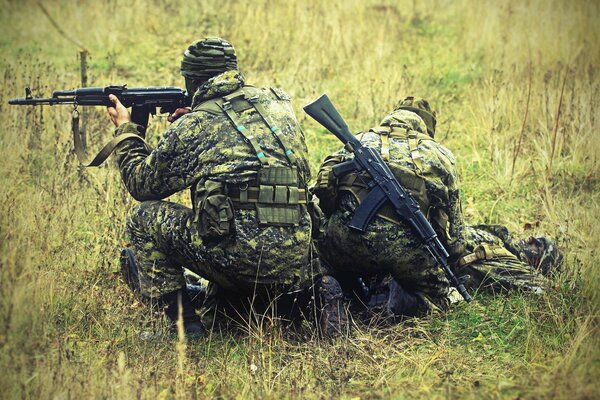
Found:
[384,277,427,318]
[316,275,350,338]
[366,274,427,322]
[161,289,208,340]
[120,248,206,339]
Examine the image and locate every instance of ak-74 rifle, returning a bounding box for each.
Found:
[304,94,472,302]
[9,85,191,166]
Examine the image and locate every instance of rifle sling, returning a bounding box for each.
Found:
[72,109,152,167]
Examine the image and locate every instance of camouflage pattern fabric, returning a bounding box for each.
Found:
[126,200,313,298]
[180,37,237,82]
[458,224,549,294]
[314,107,552,314]
[314,109,466,312]
[113,70,314,299]
[394,96,437,137]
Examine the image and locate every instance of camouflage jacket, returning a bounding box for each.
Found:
[313,109,467,257]
[112,70,312,201]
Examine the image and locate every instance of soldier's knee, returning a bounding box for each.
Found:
[127,201,162,231]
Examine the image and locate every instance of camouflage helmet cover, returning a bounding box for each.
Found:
[394,96,437,137]
[515,236,563,277]
[180,37,238,82]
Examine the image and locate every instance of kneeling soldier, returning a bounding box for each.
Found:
[108,38,347,338]
[312,97,560,319]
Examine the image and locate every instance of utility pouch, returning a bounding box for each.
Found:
[193,180,235,239]
[312,163,339,216]
[256,166,303,227]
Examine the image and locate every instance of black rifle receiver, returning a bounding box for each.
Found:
[304,94,472,302]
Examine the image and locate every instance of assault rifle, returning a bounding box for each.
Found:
[304,94,472,302]
[9,85,190,127]
[8,85,191,166]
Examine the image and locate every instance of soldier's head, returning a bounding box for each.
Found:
[516,236,563,277]
[393,97,437,137]
[380,109,429,134]
[180,37,238,96]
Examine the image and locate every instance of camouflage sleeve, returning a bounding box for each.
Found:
[112,118,200,201]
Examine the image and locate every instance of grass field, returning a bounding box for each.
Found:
[0,0,599,398]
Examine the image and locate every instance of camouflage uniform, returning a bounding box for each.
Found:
[314,108,464,312]
[314,100,554,315]
[456,224,552,294]
[114,69,314,301]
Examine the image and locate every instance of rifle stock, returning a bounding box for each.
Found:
[303,94,358,147]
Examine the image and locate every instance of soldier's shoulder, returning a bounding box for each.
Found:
[268,87,292,101]
[421,140,456,166]
[249,86,292,102]
[167,110,212,138]
[436,144,457,165]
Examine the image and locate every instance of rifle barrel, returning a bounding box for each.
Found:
[8,97,74,105]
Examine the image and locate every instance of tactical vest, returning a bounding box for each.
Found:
[338,125,431,220]
[338,125,455,247]
[192,87,307,234]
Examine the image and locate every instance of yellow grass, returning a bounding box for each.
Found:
[0,0,598,398]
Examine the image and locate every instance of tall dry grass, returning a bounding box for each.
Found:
[0,0,598,398]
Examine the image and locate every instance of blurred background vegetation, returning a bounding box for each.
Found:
[0,0,598,398]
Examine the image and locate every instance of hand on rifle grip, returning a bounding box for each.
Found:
[107,94,131,127]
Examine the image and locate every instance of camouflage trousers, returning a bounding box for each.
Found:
[318,196,549,313]
[125,200,314,299]
[318,195,450,312]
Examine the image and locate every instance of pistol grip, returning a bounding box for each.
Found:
[131,105,150,135]
[332,159,359,178]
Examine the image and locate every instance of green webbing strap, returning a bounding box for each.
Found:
[249,98,298,166]
[407,130,424,175]
[219,101,269,166]
[72,109,152,167]
[373,126,392,161]
[457,243,519,268]
[385,125,432,176]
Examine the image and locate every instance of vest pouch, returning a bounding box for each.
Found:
[258,166,299,185]
[254,166,303,227]
[193,180,235,240]
[256,204,301,227]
